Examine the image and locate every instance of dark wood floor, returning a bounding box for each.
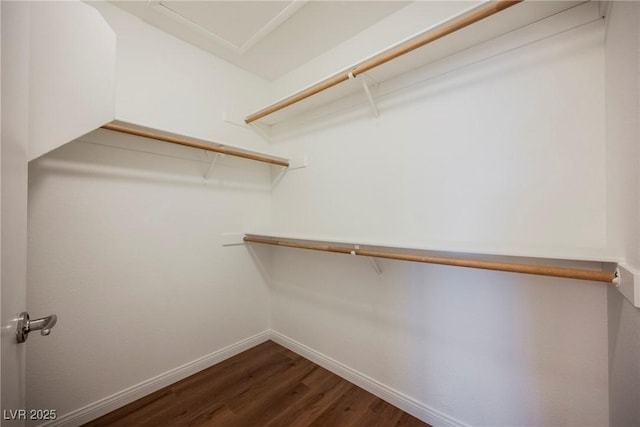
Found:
[84,340,431,427]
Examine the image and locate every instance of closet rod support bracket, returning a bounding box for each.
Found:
[353,244,382,274]
[272,154,306,189]
[349,71,379,117]
[221,233,245,246]
[367,256,383,275]
[204,153,223,179]
[272,166,288,189]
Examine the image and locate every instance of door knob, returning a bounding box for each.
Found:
[16,312,57,343]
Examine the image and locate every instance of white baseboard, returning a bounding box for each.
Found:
[270,330,468,427]
[40,330,271,427]
[43,329,465,427]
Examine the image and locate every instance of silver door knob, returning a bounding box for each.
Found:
[16,312,57,343]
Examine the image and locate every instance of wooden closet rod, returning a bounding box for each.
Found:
[245,0,522,124]
[101,123,290,167]
[244,236,616,283]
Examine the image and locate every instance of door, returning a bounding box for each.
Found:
[1,2,114,422]
[1,2,30,425]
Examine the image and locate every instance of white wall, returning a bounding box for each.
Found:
[24,1,636,426]
[89,2,271,154]
[268,1,479,103]
[26,2,273,423]
[267,6,610,427]
[28,1,116,161]
[268,4,607,257]
[605,2,640,426]
[605,0,640,267]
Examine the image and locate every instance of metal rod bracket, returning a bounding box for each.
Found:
[367,257,383,275]
[359,74,379,117]
[271,166,288,189]
[204,153,222,179]
[354,244,382,274]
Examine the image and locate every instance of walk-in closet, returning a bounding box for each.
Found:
[1,1,639,426]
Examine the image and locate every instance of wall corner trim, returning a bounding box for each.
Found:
[615,264,640,308]
[270,330,469,427]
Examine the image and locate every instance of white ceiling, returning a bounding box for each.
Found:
[110,0,411,81]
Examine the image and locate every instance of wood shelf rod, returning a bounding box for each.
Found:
[245,0,522,124]
[243,235,616,283]
[101,123,290,167]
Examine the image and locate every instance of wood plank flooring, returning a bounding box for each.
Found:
[84,341,431,427]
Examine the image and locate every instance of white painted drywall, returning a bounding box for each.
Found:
[269,1,480,104]
[267,7,610,427]
[89,2,272,154]
[269,14,607,258]
[605,0,640,267]
[25,2,272,423]
[605,2,640,426]
[28,1,116,161]
[23,1,631,426]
